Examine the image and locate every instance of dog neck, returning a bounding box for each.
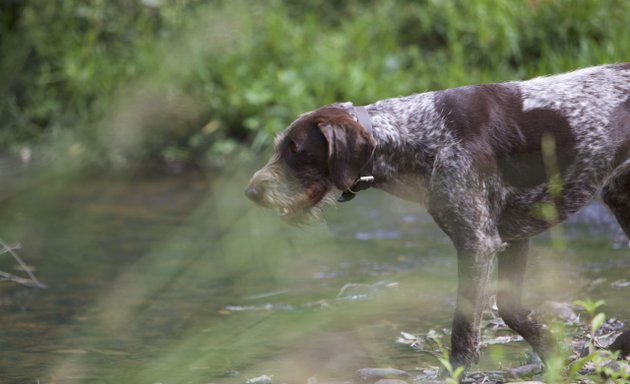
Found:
[337,106,376,202]
[353,94,445,204]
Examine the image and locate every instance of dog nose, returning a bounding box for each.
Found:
[245,185,262,203]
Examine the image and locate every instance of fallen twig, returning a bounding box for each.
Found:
[0,270,47,288]
[0,237,47,288]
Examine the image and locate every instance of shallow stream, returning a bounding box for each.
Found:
[0,160,629,383]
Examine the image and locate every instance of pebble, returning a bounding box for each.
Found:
[508,363,543,378]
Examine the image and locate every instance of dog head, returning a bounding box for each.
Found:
[245,104,377,224]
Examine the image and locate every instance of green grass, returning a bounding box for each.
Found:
[1,0,629,168]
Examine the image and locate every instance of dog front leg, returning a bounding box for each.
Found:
[428,198,503,368]
[428,149,505,370]
[449,238,500,368]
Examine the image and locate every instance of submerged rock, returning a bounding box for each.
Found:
[537,300,579,324]
[244,374,273,384]
[336,281,398,301]
[374,379,409,384]
[357,367,409,381]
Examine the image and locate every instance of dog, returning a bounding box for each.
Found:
[245,63,630,370]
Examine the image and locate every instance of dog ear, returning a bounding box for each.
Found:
[318,116,376,191]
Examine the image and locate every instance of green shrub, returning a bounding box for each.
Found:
[1,0,628,168]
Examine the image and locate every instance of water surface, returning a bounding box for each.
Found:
[0,161,628,383]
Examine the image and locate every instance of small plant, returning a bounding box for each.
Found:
[568,299,630,382]
[569,349,630,382]
[574,298,607,353]
[574,298,606,319]
[542,322,569,384]
[427,332,464,384]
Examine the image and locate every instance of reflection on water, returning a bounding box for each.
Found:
[0,160,629,383]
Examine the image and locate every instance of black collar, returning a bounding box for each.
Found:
[338,106,376,203]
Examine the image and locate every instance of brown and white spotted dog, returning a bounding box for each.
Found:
[245,63,630,370]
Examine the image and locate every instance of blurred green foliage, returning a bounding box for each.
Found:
[1,0,628,168]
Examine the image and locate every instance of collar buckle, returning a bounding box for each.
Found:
[337,176,375,202]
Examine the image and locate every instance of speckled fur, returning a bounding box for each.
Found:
[246,63,630,370]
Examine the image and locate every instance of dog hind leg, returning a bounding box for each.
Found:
[601,162,630,358]
[496,239,555,363]
[602,161,630,240]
